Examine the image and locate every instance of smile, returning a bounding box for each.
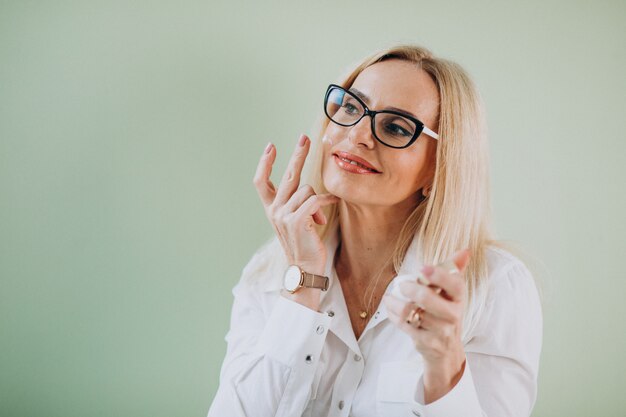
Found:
[333,154,381,174]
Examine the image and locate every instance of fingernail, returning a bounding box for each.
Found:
[264,142,272,154]
[298,134,307,147]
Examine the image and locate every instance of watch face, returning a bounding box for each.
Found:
[284,265,302,292]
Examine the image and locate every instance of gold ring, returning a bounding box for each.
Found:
[405,305,424,327]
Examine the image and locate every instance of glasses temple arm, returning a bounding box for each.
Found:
[422,126,439,140]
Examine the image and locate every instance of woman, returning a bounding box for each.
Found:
[207,45,543,417]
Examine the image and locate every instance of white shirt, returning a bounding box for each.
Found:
[207,227,543,417]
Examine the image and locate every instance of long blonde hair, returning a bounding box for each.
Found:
[308,45,498,334]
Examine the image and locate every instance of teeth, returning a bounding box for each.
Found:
[339,156,375,172]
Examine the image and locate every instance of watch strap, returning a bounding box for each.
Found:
[302,272,329,291]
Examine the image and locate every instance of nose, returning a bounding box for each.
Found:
[347,115,376,149]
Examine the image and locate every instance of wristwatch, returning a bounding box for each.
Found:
[283,265,329,294]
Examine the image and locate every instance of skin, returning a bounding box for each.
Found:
[253,59,470,404]
[322,60,439,284]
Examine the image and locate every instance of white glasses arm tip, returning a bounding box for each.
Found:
[422,125,439,140]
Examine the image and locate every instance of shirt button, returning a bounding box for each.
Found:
[374,311,380,319]
[338,400,344,410]
[353,354,361,361]
[411,410,421,416]
[327,310,335,317]
[316,325,325,334]
[305,354,313,364]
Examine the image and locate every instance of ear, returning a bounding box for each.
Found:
[420,139,438,197]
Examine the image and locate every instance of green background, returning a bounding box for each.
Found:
[1,1,624,416]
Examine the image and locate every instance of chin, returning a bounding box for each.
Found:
[322,174,370,206]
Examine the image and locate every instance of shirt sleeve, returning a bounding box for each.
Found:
[385,260,543,417]
[207,268,333,417]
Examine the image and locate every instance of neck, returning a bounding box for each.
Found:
[334,196,419,285]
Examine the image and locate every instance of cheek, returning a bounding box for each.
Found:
[322,126,340,147]
[388,154,431,190]
[321,134,333,167]
[323,123,349,145]
[320,134,333,181]
[320,128,340,167]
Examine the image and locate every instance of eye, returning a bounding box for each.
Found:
[383,121,413,137]
[341,102,359,115]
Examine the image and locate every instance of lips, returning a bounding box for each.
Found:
[333,151,381,174]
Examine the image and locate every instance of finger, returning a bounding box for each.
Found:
[274,134,311,205]
[282,185,328,225]
[253,142,277,206]
[424,254,469,302]
[311,209,327,225]
[453,248,471,272]
[412,309,450,332]
[385,295,450,335]
[425,265,466,302]
[385,305,422,337]
[419,248,470,301]
[437,248,471,275]
[382,293,414,319]
[399,281,458,322]
[383,294,429,330]
[292,193,340,226]
[283,185,316,213]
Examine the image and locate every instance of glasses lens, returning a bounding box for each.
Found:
[325,87,364,126]
[374,112,419,148]
[324,85,424,148]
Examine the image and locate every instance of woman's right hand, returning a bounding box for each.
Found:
[253,134,340,308]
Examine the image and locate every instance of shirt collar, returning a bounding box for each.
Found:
[259,221,425,352]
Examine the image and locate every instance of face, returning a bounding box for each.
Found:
[321,59,440,209]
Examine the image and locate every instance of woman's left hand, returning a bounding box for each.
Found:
[382,249,471,403]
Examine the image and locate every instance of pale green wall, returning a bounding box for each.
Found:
[1,1,624,416]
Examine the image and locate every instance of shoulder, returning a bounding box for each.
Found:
[484,245,541,302]
[473,245,544,337]
[465,245,543,368]
[462,245,542,340]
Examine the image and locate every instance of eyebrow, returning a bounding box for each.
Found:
[349,87,419,120]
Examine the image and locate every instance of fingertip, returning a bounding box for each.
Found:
[264,144,275,160]
[420,265,435,277]
[454,248,471,269]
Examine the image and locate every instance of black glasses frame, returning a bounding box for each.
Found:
[323,84,439,149]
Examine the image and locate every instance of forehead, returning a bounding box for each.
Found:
[350,60,439,121]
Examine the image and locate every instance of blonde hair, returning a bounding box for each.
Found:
[308,45,499,336]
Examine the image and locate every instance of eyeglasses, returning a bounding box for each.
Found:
[323,84,439,149]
